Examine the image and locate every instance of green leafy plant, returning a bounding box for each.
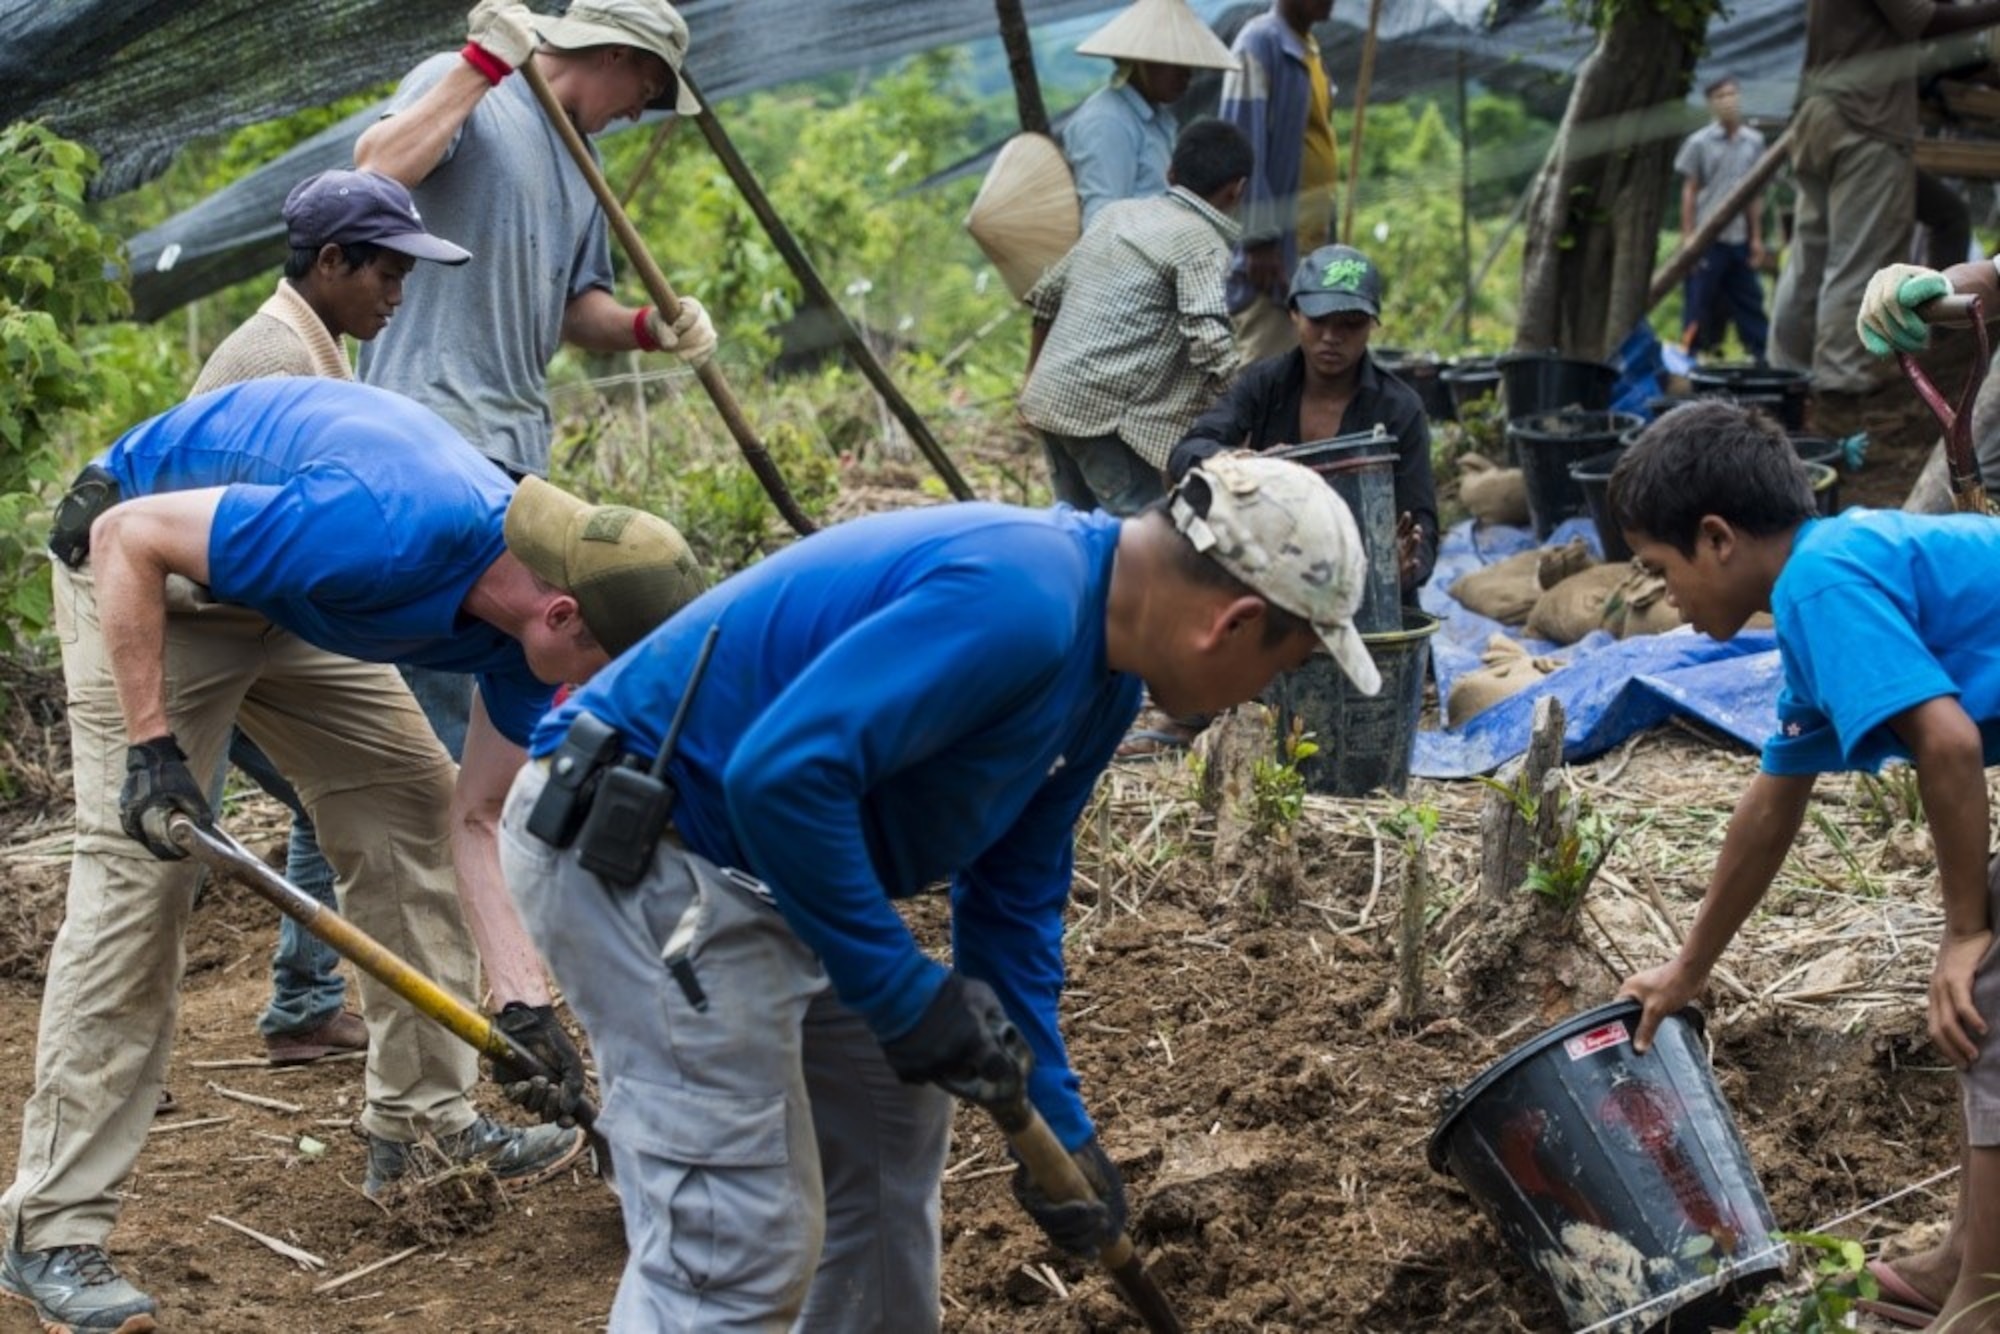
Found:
[1854,763,1923,833]
[0,123,133,655]
[1735,1232,1876,1333]
[1250,715,1319,839]
[1525,805,1616,914]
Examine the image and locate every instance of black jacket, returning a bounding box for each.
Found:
[1169,350,1439,591]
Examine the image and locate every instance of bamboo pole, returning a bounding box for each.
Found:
[522,60,817,536]
[995,0,1050,135]
[680,73,974,501]
[1341,0,1384,244]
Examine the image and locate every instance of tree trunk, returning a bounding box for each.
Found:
[1515,7,1705,360]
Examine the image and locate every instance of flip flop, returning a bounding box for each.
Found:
[1858,1259,1941,1329]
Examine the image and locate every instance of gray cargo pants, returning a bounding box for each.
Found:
[499,762,952,1333]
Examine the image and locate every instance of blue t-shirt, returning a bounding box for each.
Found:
[98,377,553,746]
[535,503,1143,1148]
[1763,510,2000,775]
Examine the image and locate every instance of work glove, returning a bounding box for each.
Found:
[491,1002,587,1127]
[465,0,539,74]
[644,297,719,368]
[879,973,1029,1107]
[118,734,212,861]
[1011,1137,1129,1257]
[1856,263,1949,357]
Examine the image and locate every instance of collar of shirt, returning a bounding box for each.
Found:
[1166,185,1244,245]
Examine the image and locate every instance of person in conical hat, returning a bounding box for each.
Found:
[1064,0,1237,229]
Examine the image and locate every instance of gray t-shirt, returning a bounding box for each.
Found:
[1673,121,1767,244]
[358,54,617,477]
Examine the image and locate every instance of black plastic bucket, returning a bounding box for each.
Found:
[1441,356,1502,416]
[1509,410,1644,539]
[1500,352,1618,419]
[1270,435,1401,634]
[1271,608,1438,796]
[1570,447,1632,562]
[1805,461,1839,516]
[1428,1000,1784,1334]
[1687,365,1809,431]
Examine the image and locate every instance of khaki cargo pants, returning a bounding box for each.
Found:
[2,564,481,1250]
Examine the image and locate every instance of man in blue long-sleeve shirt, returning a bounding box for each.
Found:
[497,454,1380,1331]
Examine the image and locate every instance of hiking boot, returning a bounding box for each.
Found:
[0,1244,158,1334]
[264,1009,368,1066]
[363,1116,586,1198]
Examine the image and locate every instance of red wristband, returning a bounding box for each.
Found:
[460,42,513,86]
[633,305,662,352]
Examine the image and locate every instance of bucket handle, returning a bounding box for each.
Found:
[1900,292,1990,515]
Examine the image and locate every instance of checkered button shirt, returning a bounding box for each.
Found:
[1019,186,1241,468]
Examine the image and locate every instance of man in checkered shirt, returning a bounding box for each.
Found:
[1019,118,1251,516]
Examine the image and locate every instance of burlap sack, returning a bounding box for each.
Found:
[1446,635,1563,726]
[1449,548,1544,624]
[1525,562,1632,645]
[1601,566,1683,639]
[1458,452,1530,526]
[1536,537,1594,590]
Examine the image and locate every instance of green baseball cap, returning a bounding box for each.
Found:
[1289,244,1383,320]
[504,477,706,657]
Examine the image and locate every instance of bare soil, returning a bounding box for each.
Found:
[0,639,1969,1334]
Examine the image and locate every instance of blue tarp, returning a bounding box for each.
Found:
[1411,518,1781,779]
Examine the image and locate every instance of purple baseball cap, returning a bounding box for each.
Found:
[282,169,472,265]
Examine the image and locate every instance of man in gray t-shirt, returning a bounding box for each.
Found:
[356,0,718,758]
[1673,75,1769,360]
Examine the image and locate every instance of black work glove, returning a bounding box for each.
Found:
[1012,1137,1128,1257]
[491,1002,587,1127]
[879,973,1029,1107]
[118,735,212,860]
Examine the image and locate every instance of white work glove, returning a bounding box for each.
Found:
[466,0,539,72]
[1856,262,1951,357]
[645,297,718,368]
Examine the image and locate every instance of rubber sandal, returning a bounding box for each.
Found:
[154,1088,178,1116]
[1858,1259,1941,1329]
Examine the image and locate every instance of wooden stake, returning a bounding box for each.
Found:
[313,1245,424,1295]
[205,1081,304,1115]
[207,1214,326,1270]
[1397,832,1429,1023]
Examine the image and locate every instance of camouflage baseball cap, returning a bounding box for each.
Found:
[1169,454,1381,695]
[1289,244,1383,320]
[504,477,706,657]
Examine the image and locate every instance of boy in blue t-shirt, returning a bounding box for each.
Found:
[1611,400,2000,1332]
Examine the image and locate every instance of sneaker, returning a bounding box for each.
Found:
[264,1010,368,1066]
[364,1116,586,1198]
[0,1244,158,1334]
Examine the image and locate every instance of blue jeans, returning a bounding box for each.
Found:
[225,731,346,1038]
[1040,430,1167,517]
[1684,240,1769,360]
[399,664,471,762]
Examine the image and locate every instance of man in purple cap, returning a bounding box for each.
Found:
[186,168,472,1075]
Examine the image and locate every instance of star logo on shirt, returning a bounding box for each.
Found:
[1048,754,1067,777]
[1785,721,1802,737]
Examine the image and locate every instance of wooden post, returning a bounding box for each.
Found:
[995,0,1050,136]
[1456,48,1473,347]
[1341,0,1384,245]
[1479,695,1565,901]
[1397,830,1429,1023]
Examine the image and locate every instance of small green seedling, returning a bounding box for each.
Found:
[1735,1232,1875,1334]
[1249,715,1318,839]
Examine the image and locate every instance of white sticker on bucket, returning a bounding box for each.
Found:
[1564,1021,1631,1060]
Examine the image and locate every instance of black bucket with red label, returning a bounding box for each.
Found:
[1427,1000,1783,1333]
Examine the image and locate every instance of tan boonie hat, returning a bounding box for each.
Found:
[505,477,706,657]
[1170,454,1381,695]
[538,0,701,114]
[1077,0,1238,71]
[965,132,1080,301]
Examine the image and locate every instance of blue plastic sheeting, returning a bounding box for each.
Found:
[1412,518,1781,779]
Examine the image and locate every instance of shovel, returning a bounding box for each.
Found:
[979,1095,1186,1334]
[1907,291,1992,515]
[166,814,615,1181]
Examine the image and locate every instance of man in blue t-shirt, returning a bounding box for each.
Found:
[496,454,1381,1331]
[0,377,703,1334]
[1609,401,2000,1333]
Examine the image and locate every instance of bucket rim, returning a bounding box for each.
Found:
[1510,409,1646,439]
[1495,351,1619,375]
[1358,607,1441,647]
[1425,998,1707,1173]
[1568,446,1628,482]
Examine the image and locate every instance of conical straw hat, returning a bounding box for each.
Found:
[1076,0,1238,71]
[964,132,1080,301]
